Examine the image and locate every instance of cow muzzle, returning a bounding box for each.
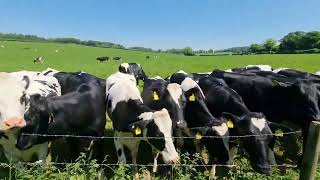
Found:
[2,117,26,130]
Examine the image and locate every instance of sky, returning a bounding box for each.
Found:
[0,0,319,50]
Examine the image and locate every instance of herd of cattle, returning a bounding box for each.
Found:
[1,63,320,176]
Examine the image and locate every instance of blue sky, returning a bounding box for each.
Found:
[0,0,319,50]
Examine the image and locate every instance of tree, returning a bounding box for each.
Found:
[182,47,194,56]
[263,39,278,53]
[279,31,305,52]
[249,44,263,53]
[301,31,320,49]
[208,49,214,54]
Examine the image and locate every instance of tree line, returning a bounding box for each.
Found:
[0,33,125,49]
[249,31,320,54]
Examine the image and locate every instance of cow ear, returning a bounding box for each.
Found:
[22,76,30,89]
[29,94,42,105]
[221,112,240,128]
[190,127,209,139]
[128,120,152,136]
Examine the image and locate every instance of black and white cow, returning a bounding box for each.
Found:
[0,72,61,162]
[53,71,106,95]
[16,74,106,162]
[210,70,320,156]
[106,72,179,173]
[119,63,147,85]
[96,56,109,63]
[198,76,277,174]
[274,68,320,81]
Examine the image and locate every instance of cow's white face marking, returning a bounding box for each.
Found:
[152,109,179,164]
[180,77,205,99]
[177,70,188,75]
[106,72,141,112]
[166,83,183,108]
[120,63,130,73]
[251,118,266,131]
[0,73,27,129]
[246,65,273,71]
[212,123,230,157]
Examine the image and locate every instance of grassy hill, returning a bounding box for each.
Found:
[1,41,320,79]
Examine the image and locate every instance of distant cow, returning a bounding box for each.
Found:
[119,63,147,85]
[96,56,109,63]
[34,56,43,63]
[112,56,122,61]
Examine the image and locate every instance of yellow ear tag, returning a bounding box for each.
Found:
[189,94,196,102]
[275,130,284,137]
[271,80,278,87]
[195,132,202,140]
[153,91,159,101]
[227,119,234,129]
[135,127,142,135]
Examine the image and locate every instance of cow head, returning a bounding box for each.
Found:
[16,94,52,150]
[222,112,273,174]
[0,74,29,132]
[129,109,179,164]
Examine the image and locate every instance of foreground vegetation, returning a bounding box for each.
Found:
[1,40,320,179]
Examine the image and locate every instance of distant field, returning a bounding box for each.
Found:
[1,41,320,79]
[1,40,320,179]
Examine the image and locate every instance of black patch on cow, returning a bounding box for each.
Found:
[146,121,165,151]
[43,70,53,76]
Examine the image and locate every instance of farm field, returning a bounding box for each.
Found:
[1,40,320,179]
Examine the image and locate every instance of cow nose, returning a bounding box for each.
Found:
[3,117,26,130]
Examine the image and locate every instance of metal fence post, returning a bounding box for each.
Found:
[300,121,320,180]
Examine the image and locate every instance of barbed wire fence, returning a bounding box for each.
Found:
[1,127,320,179]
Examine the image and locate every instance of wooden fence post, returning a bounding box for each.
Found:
[300,121,320,180]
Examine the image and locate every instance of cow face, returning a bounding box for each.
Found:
[16,94,50,150]
[0,74,29,131]
[223,112,273,174]
[129,109,179,164]
[191,118,231,165]
[181,78,214,127]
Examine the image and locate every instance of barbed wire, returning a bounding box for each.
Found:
[21,130,302,139]
[0,162,298,168]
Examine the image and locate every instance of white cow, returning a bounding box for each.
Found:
[0,72,61,162]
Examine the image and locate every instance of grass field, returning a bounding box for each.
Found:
[1,40,320,179]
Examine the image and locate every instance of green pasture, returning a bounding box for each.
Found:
[1,40,320,179]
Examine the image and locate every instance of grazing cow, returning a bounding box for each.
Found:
[34,56,43,63]
[112,56,122,61]
[198,76,278,174]
[16,75,106,161]
[0,72,61,162]
[141,77,187,149]
[106,72,179,173]
[118,63,147,85]
[96,56,109,63]
[210,70,320,157]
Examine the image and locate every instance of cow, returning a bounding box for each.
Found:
[0,72,61,163]
[16,74,106,162]
[96,56,109,63]
[118,63,147,85]
[210,70,320,161]
[112,56,122,61]
[169,70,210,84]
[34,56,43,63]
[198,76,284,174]
[39,68,60,77]
[316,71,320,76]
[275,68,320,81]
[141,77,187,149]
[105,72,179,174]
[53,71,106,95]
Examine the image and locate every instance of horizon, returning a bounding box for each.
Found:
[1,0,320,50]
